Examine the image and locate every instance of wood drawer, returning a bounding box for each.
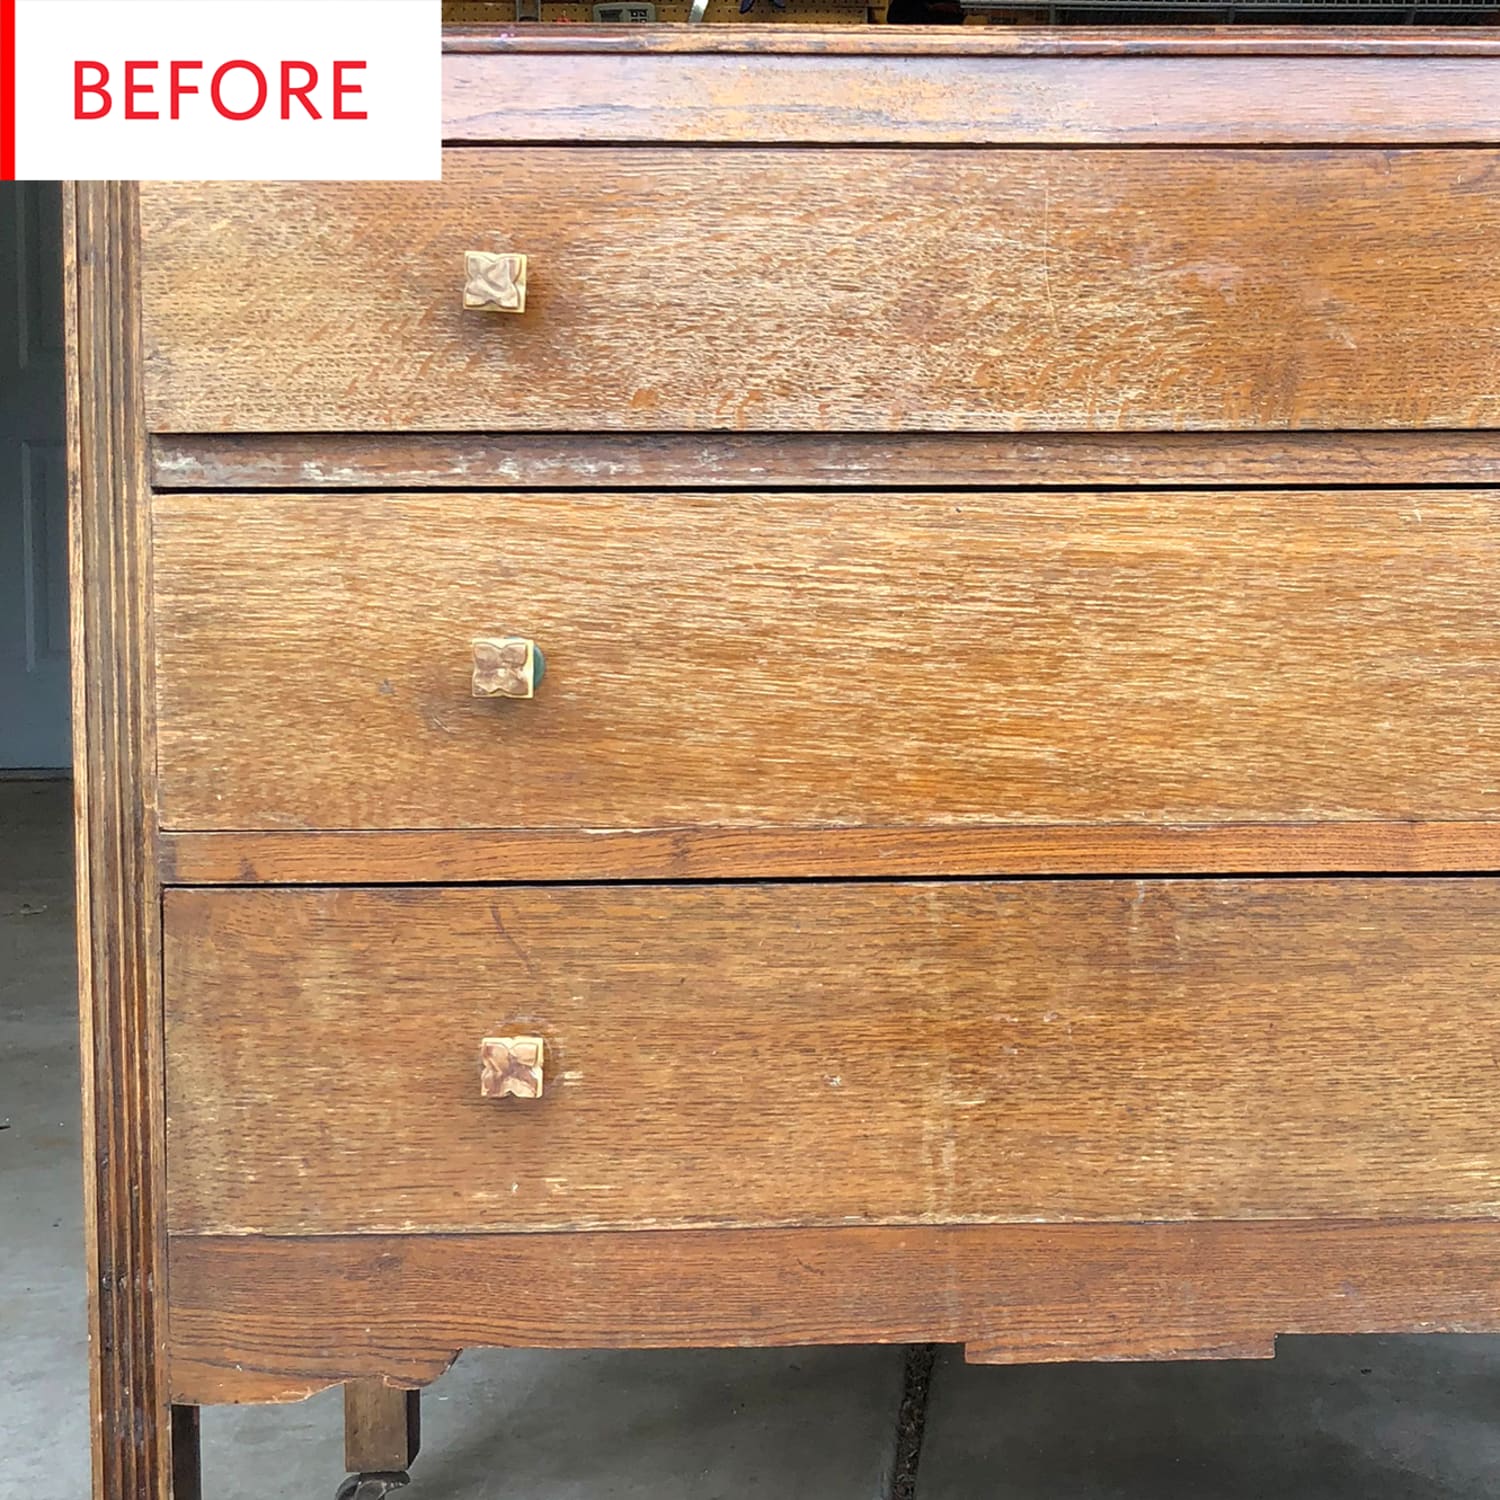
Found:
[153,487,1500,836]
[139,148,1500,435]
[165,879,1500,1236]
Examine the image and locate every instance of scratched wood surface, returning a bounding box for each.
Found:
[443,53,1500,145]
[168,1218,1500,1403]
[153,488,1500,835]
[164,880,1500,1237]
[147,430,1500,492]
[139,149,1500,434]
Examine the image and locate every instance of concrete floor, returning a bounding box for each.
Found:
[4,777,1500,1498]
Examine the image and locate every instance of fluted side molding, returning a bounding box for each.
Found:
[67,181,182,1499]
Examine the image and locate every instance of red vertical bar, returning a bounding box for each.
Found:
[0,0,15,181]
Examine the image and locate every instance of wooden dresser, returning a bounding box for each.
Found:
[68,24,1500,1499]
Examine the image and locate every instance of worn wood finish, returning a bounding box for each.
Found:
[147,430,1500,493]
[440,26,1500,57]
[81,24,1500,1487]
[156,821,1500,886]
[165,880,1500,1237]
[344,1382,421,1474]
[153,488,1500,836]
[139,150,1500,434]
[168,1218,1500,1404]
[67,183,179,1500]
[445,53,1500,146]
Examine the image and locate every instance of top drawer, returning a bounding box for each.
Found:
[139,148,1500,435]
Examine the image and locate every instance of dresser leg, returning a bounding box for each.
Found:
[336,1381,421,1499]
[171,1406,202,1500]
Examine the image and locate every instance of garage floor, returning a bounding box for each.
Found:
[4,778,1499,1499]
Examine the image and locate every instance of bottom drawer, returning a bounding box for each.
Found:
[163,880,1500,1237]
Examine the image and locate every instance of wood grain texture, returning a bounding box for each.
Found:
[444,53,1500,145]
[67,184,178,1499]
[154,488,1500,836]
[164,879,1500,1237]
[439,26,1500,56]
[139,150,1500,434]
[168,1218,1500,1403]
[156,821,1500,886]
[344,1382,420,1474]
[148,430,1500,493]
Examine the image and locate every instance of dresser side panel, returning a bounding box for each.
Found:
[68,183,175,1498]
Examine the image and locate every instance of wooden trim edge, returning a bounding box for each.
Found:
[440,25,1500,57]
[442,50,1500,147]
[158,821,1500,885]
[148,431,1500,492]
[69,182,174,1497]
[169,1218,1500,1404]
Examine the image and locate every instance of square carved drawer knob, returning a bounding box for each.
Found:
[480,1037,545,1099]
[472,636,544,699]
[463,251,527,313]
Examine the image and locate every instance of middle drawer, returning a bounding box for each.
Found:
[152,488,1500,835]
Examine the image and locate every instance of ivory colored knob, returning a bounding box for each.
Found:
[480,1037,544,1100]
[463,251,527,313]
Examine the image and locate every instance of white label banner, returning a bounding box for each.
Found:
[10,0,441,180]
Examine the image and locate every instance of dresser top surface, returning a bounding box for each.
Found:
[441,22,1500,54]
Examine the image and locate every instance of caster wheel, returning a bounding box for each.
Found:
[335,1472,410,1500]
